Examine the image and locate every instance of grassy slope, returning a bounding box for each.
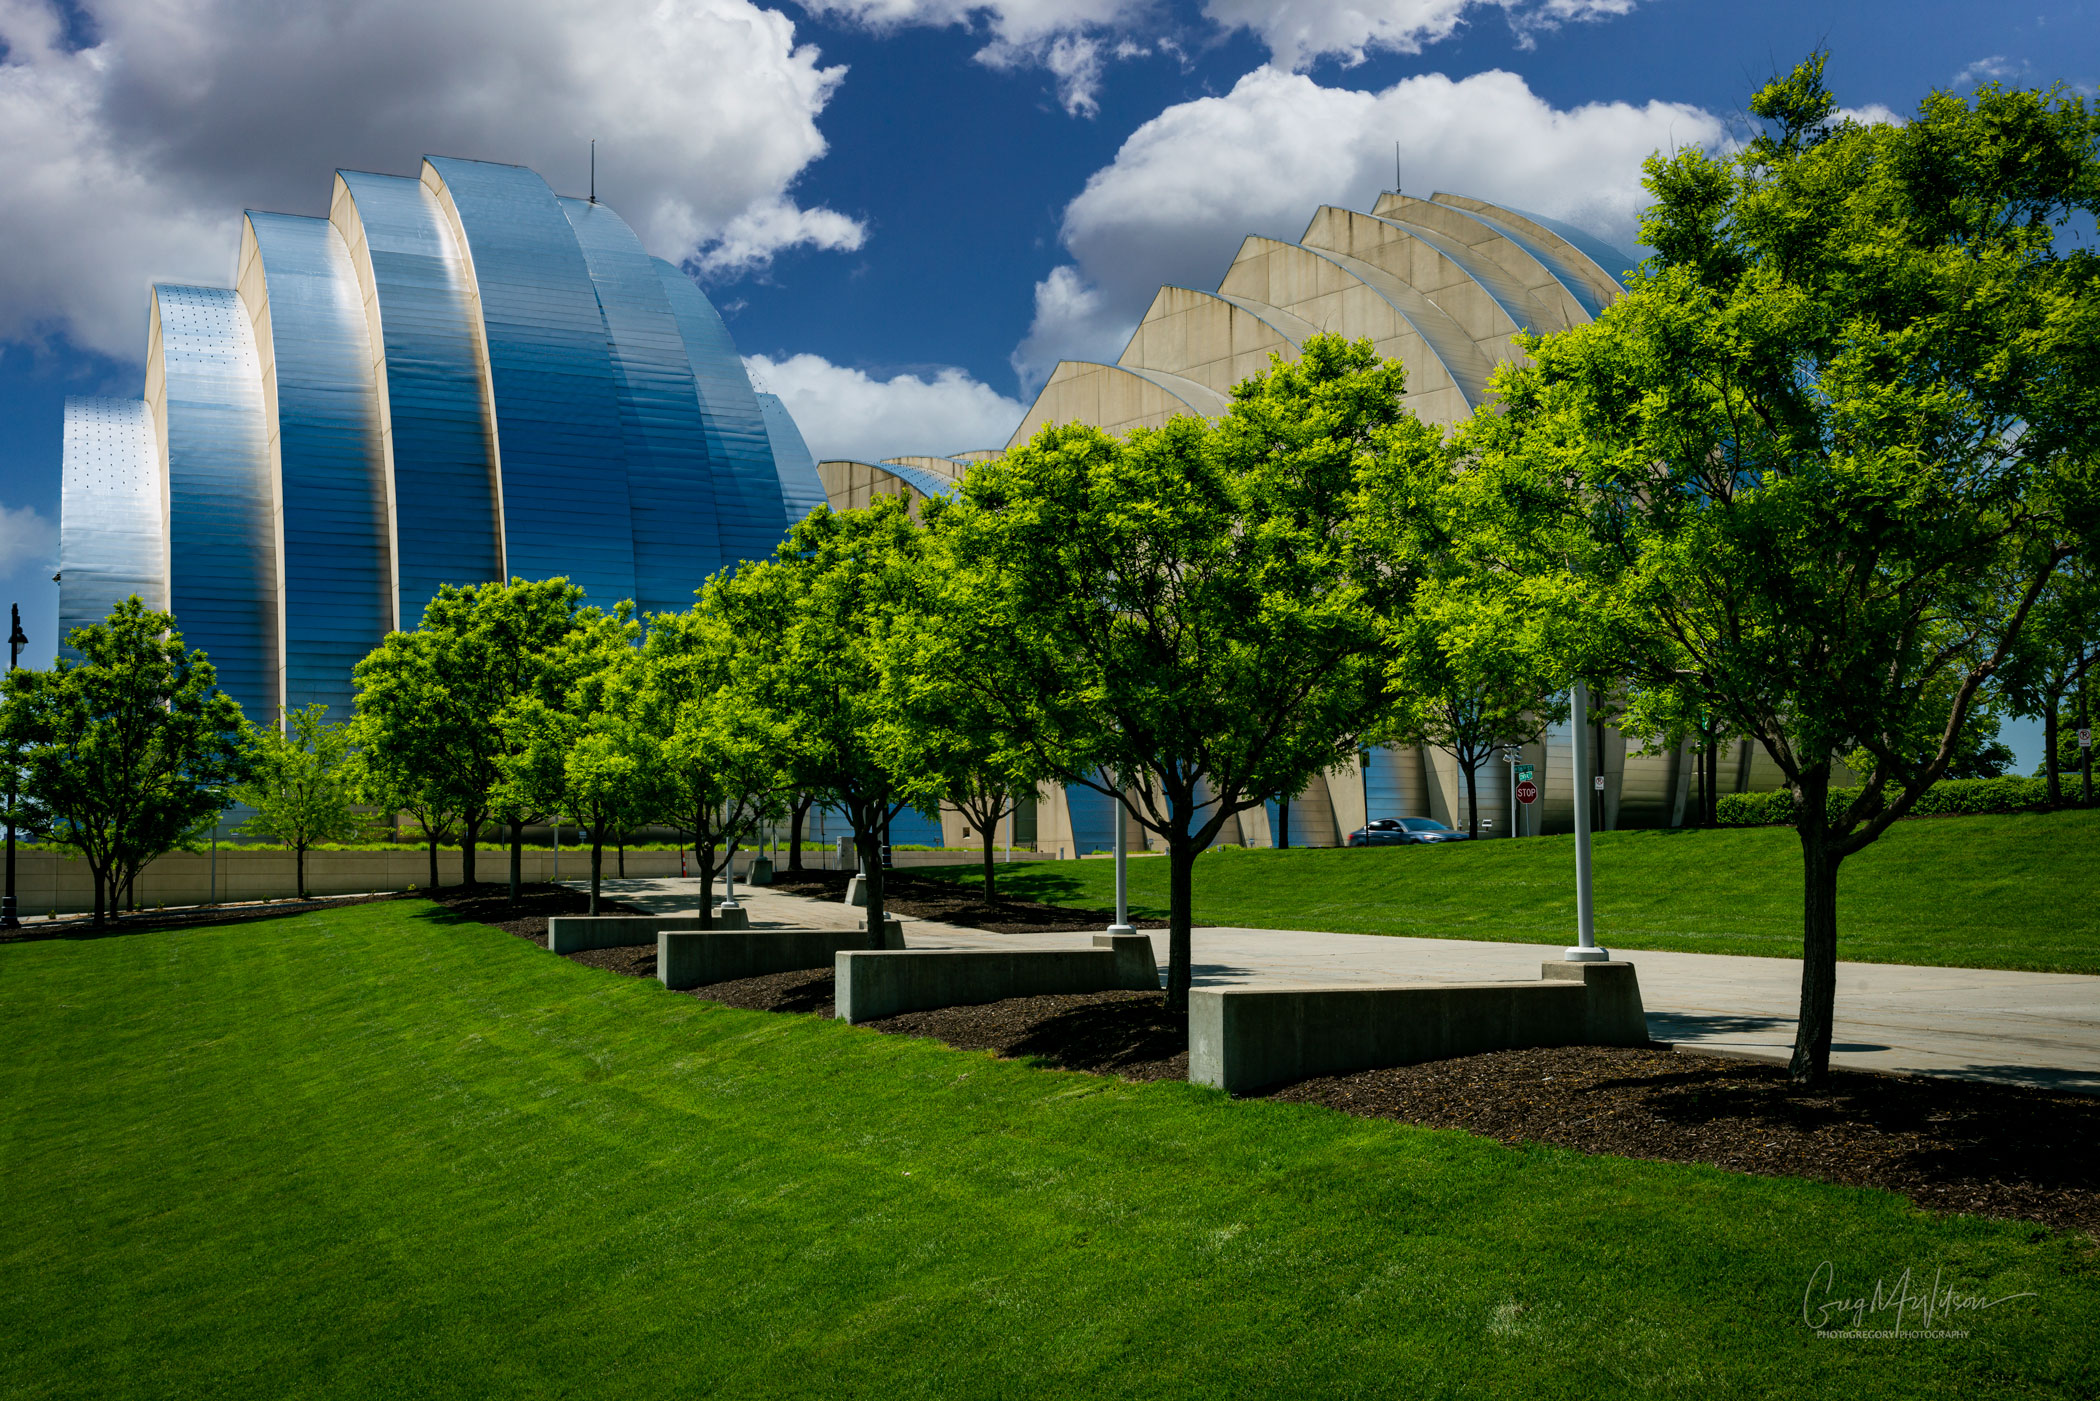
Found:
[927,810,2100,974]
[1,902,2092,1400]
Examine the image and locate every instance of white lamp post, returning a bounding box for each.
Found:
[1106,790,1134,937]
[1566,680,1607,962]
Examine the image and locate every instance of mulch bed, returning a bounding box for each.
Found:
[765,867,1118,934]
[426,882,647,943]
[539,920,2099,1236]
[1269,1044,2100,1238]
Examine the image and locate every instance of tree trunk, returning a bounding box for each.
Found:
[461,818,479,887]
[296,842,307,900]
[1461,760,1480,838]
[1593,721,1609,832]
[1705,734,1720,827]
[788,793,811,871]
[617,837,626,878]
[426,832,440,890]
[589,837,603,916]
[1277,798,1290,849]
[858,816,888,948]
[698,842,716,929]
[981,819,998,900]
[91,863,105,927]
[2044,696,2062,807]
[1165,836,1195,1015]
[1789,764,1843,1088]
[509,819,523,903]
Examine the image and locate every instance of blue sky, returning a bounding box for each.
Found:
[1,0,2092,763]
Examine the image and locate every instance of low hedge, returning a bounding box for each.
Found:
[1716,774,2095,827]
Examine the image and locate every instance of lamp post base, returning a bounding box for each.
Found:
[1563,944,1610,962]
[1105,922,1135,938]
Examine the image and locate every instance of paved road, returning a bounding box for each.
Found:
[587,875,2100,1094]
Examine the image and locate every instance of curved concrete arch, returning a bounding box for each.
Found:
[817,458,958,513]
[652,258,795,566]
[147,283,280,723]
[238,212,392,721]
[1007,359,1222,447]
[1221,235,1490,415]
[560,198,726,614]
[949,449,1002,463]
[1370,192,1587,332]
[422,156,635,609]
[330,170,503,630]
[883,455,967,481]
[1428,194,1626,318]
[1117,284,1303,398]
[1297,207,1526,368]
[755,391,829,529]
[58,396,166,662]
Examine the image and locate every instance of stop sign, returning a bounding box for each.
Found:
[1515,779,1538,805]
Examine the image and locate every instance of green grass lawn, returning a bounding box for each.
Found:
[2,902,2093,1399]
[926,810,2100,974]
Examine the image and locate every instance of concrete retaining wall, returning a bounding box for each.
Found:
[547,914,710,954]
[10,847,758,916]
[1188,962,1648,1095]
[660,927,895,990]
[835,934,1158,1024]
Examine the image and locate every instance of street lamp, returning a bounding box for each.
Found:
[1565,679,1607,962]
[1105,786,1134,938]
[2,604,22,929]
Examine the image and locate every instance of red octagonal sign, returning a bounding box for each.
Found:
[1515,779,1539,805]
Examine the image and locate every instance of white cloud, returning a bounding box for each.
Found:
[805,1,1641,111]
[0,502,58,564]
[1836,103,1905,129]
[744,353,1024,462]
[0,0,861,358]
[1953,55,2027,89]
[1013,65,1724,388]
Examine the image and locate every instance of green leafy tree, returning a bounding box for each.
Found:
[499,606,658,915]
[0,597,251,924]
[718,497,940,943]
[636,605,790,923]
[353,578,587,893]
[929,336,1427,1010]
[2001,554,2100,803]
[345,663,460,892]
[235,704,370,897]
[1463,56,2100,1084]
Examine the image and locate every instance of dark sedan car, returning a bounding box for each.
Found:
[1346,817,1474,847]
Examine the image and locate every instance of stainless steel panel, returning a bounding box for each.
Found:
[755,391,829,528]
[58,397,165,661]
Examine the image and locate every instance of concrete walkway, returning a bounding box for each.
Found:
[585,875,2100,1094]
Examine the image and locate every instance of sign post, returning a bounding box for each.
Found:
[1566,682,1607,962]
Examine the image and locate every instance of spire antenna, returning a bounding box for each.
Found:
[1394,141,1402,195]
[589,139,597,204]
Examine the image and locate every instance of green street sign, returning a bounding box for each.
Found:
[1516,765,1535,782]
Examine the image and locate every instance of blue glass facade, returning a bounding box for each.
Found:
[152,284,280,723]
[58,397,165,661]
[242,212,392,721]
[332,170,503,630]
[57,155,824,730]
[423,156,636,609]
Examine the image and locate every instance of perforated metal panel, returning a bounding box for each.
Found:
[423,156,636,610]
[152,283,279,724]
[244,211,390,721]
[58,397,165,661]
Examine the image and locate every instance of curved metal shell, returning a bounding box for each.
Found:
[422,156,636,609]
[330,169,502,629]
[561,197,725,614]
[653,257,790,563]
[755,392,829,531]
[238,211,391,720]
[147,283,279,722]
[58,396,166,661]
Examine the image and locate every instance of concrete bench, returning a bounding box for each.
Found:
[1189,961,1648,1095]
[546,908,746,955]
[835,933,1159,1024]
[660,925,899,991]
